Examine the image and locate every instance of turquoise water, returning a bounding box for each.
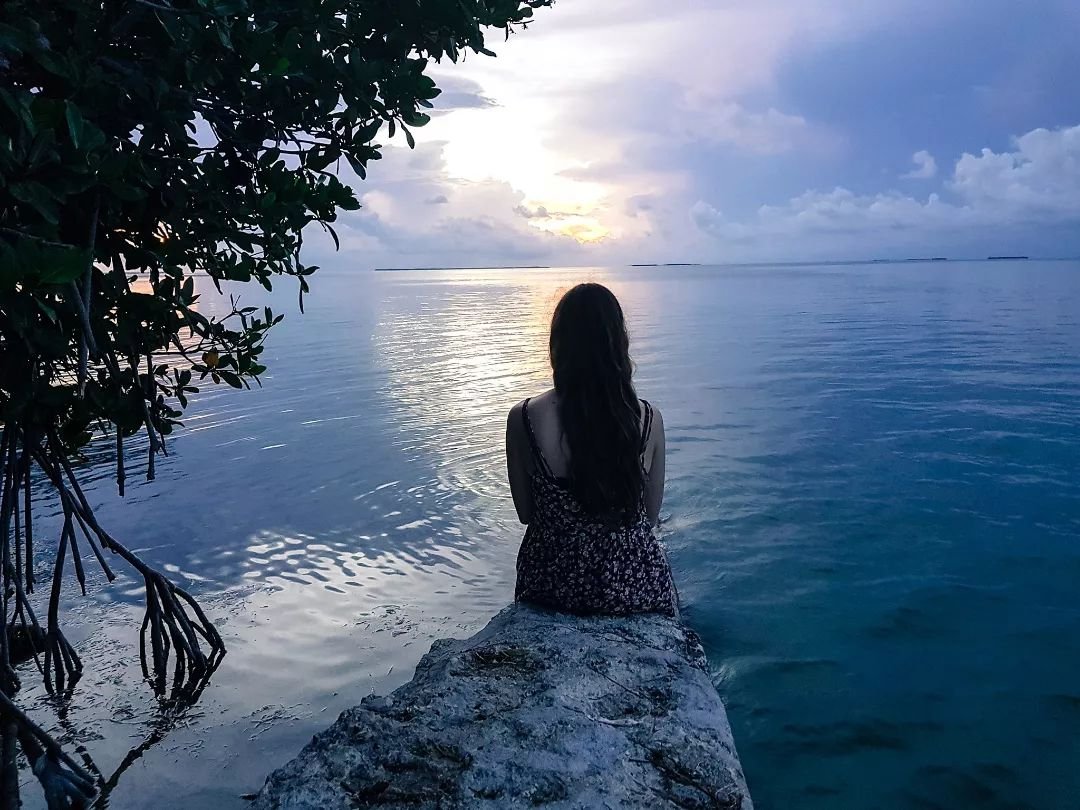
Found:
[18,261,1080,808]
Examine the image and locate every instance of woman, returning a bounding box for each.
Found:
[505,283,677,616]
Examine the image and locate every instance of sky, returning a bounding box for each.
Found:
[312,0,1080,268]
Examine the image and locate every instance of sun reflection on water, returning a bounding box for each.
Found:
[371,269,624,497]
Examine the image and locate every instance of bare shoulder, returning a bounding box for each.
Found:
[530,388,558,410]
[515,389,557,422]
[508,391,554,434]
[506,400,526,440]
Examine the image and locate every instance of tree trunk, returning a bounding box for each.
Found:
[1,717,20,809]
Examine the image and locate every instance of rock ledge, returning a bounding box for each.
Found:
[255,604,752,809]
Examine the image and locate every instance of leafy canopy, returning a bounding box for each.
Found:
[0,0,550,451]
[0,1,549,806]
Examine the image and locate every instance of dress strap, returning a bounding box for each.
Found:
[640,399,654,455]
[521,398,554,478]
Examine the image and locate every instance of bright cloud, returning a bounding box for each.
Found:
[305,142,586,268]
[951,126,1080,217]
[903,150,939,180]
[692,125,1080,257]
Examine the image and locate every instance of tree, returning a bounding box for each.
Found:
[0,0,550,805]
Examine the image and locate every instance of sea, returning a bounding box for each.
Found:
[17,260,1080,809]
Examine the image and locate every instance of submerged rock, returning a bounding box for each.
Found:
[254,604,753,809]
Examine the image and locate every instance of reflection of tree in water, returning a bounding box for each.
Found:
[1,434,226,808]
[10,652,223,810]
[80,658,222,810]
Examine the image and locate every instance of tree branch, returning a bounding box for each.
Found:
[77,196,100,398]
[0,227,76,251]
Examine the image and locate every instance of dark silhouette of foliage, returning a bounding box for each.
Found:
[0,0,550,805]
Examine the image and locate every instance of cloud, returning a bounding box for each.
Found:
[514,204,551,219]
[411,1,907,229]
[690,200,724,232]
[428,76,499,114]
[625,195,656,217]
[692,124,1080,256]
[902,150,938,179]
[303,142,586,268]
[305,1,1080,266]
[951,125,1080,218]
[677,101,837,155]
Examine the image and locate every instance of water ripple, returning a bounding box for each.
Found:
[15,261,1080,809]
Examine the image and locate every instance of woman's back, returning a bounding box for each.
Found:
[504,283,676,617]
[509,393,676,616]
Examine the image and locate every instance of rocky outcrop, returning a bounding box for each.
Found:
[254,604,752,809]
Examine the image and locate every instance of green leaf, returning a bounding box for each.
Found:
[0,23,30,56]
[9,181,60,224]
[0,88,29,128]
[402,111,431,127]
[345,153,367,179]
[110,182,146,202]
[26,130,58,169]
[0,243,22,290]
[34,298,58,323]
[80,121,107,152]
[306,149,339,172]
[213,0,247,14]
[65,102,85,149]
[325,223,339,250]
[36,247,90,284]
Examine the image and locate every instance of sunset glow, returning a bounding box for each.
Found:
[316,0,1080,269]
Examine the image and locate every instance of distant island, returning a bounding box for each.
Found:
[871,257,950,263]
[374,265,550,271]
[373,257,1041,273]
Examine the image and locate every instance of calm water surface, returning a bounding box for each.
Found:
[19,261,1080,809]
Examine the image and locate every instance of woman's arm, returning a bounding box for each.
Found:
[505,402,534,524]
[645,406,666,526]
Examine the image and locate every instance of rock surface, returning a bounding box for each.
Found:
[254,604,753,809]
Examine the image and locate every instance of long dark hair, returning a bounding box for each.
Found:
[550,283,643,520]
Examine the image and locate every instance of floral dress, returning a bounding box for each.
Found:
[514,398,678,616]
